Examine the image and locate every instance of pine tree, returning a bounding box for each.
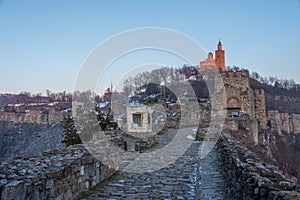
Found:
[61,115,82,146]
[95,105,117,131]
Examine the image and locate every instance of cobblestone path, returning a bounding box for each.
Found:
[198,146,227,199]
[78,129,227,200]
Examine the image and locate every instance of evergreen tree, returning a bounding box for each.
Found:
[95,105,117,131]
[61,115,82,146]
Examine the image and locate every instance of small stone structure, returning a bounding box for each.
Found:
[126,104,152,133]
[125,104,157,151]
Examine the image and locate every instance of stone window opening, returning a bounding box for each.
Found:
[133,113,142,128]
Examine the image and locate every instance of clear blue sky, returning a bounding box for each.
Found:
[0,0,299,94]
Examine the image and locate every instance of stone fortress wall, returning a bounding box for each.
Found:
[220,68,299,134]
[254,89,267,129]
[200,42,267,130]
[0,109,65,124]
[0,103,69,125]
[221,69,254,117]
[218,69,267,130]
[218,131,300,199]
[1,40,299,199]
[267,110,300,134]
[0,145,115,200]
[2,129,300,200]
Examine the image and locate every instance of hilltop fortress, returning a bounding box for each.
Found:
[1,41,298,136]
[2,42,300,200]
[200,41,267,130]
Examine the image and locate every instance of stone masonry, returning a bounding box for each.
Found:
[255,89,267,129]
[0,145,115,200]
[1,127,300,199]
[77,129,227,200]
[268,110,300,134]
[222,69,254,117]
[0,106,66,125]
[218,130,300,200]
[200,42,268,130]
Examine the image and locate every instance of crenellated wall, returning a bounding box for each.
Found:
[222,69,254,117]
[218,131,300,200]
[0,145,115,200]
[219,69,267,130]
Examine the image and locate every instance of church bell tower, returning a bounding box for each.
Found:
[215,40,225,71]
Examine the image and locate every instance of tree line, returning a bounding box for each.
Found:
[250,71,299,91]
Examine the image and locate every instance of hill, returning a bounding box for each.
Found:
[250,78,300,113]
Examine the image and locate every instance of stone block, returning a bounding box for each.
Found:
[0,144,116,200]
[80,166,84,176]
[45,170,57,179]
[63,188,72,200]
[45,179,53,189]
[1,181,26,200]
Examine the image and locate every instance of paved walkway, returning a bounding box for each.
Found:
[78,129,227,200]
[198,146,227,199]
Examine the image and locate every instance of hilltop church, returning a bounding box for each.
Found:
[200,40,225,72]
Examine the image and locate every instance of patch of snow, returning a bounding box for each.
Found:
[48,102,59,106]
[187,75,196,80]
[186,135,195,140]
[99,102,109,108]
[128,101,144,106]
[28,103,46,106]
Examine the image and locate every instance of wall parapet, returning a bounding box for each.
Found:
[218,131,300,199]
[0,145,114,200]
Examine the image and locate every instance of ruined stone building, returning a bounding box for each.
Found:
[0,103,69,124]
[268,110,300,134]
[200,41,267,129]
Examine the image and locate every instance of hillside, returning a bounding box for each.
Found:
[0,121,64,161]
[250,78,300,113]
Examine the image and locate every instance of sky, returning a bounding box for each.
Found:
[0,0,300,94]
